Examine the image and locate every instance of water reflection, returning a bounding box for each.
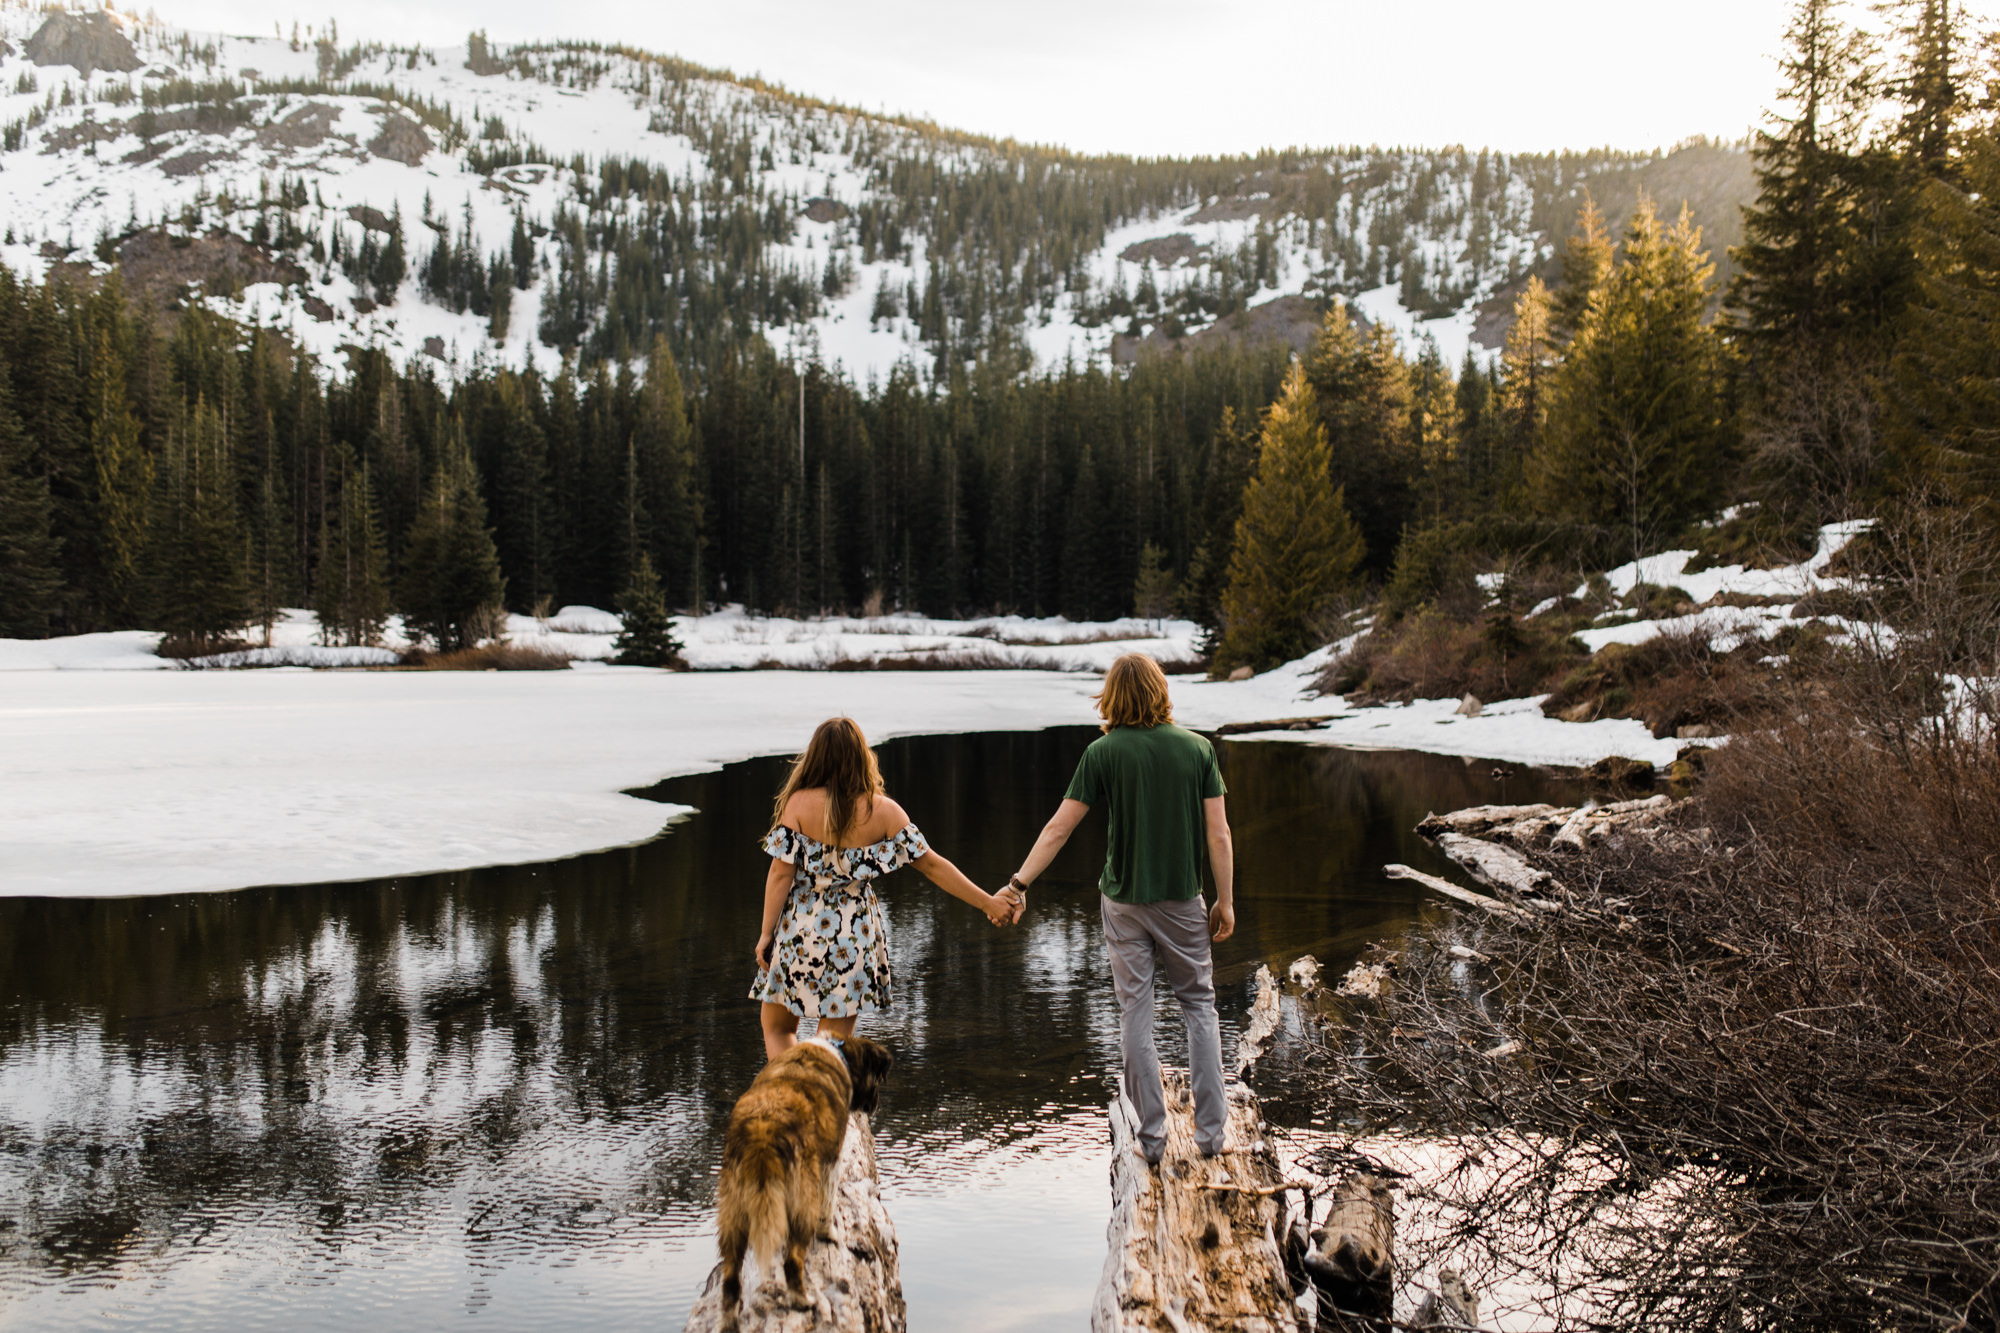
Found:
[0,729,1576,1330]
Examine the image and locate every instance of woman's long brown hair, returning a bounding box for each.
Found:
[771,717,885,846]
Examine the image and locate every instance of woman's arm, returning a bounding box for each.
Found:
[754,854,792,970]
[910,848,1010,925]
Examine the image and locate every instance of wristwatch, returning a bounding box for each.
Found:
[1007,875,1030,899]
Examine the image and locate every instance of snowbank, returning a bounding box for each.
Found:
[3,635,1699,898]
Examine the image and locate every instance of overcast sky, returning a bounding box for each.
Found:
[163,0,1832,156]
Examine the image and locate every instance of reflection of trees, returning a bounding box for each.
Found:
[0,729,1578,1296]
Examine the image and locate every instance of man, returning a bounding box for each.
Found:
[1006,653,1235,1162]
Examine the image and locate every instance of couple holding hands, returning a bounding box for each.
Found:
[750,653,1238,1161]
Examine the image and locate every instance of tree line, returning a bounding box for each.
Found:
[0,0,1993,666]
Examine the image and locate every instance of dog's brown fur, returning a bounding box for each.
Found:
[716,1036,892,1329]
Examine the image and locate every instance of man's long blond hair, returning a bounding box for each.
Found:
[1095,653,1174,732]
[771,717,885,845]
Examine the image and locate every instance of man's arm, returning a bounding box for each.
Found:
[1014,798,1090,888]
[1204,794,1234,941]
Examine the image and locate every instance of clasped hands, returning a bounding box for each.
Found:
[985,882,1027,928]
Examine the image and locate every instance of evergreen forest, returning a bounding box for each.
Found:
[0,0,1993,671]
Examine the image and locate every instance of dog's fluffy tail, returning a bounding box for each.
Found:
[746,1171,789,1284]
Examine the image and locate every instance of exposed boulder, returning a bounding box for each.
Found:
[801,197,848,223]
[345,204,395,234]
[26,10,141,77]
[367,111,432,166]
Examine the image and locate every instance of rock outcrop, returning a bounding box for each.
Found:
[26,11,141,77]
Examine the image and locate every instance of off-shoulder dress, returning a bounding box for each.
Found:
[749,821,931,1018]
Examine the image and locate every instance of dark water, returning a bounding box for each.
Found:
[0,729,1577,1332]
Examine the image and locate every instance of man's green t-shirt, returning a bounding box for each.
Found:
[1063,723,1227,903]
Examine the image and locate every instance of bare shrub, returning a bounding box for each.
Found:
[403,641,573,670]
[1307,538,2000,1330]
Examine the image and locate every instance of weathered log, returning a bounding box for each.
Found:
[1383,864,1535,922]
[1334,962,1392,999]
[1415,804,1562,838]
[1409,1269,1481,1329]
[1211,715,1338,737]
[1552,794,1670,850]
[1236,964,1283,1078]
[683,1113,905,1333]
[1094,1069,1305,1333]
[1434,832,1553,896]
[1303,1173,1393,1330]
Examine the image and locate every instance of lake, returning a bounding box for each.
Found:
[0,727,1579,1331]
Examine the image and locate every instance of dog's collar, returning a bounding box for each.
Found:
[806,1034,846,1056]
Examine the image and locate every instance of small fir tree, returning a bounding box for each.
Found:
[612,552,684,667]
[399,424,507,652]
[1214,363,1366,675]
[313,449,391,646]
[1132,542,1174,626]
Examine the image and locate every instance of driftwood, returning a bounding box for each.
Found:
[1415,804,1562,838]
[1303,1173,1393,1328]
[1383,864,1535,922]
[684,1114,905,1333]
[1236,964,1284,1077]
[1287,956,1323,996]
[1434,832,1553,896]
[1094,1069,1304,1333]
[1409,1270,1481,1329]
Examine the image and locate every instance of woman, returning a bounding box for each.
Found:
[752,717,1015,1060]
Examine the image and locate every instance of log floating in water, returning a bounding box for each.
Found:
[1210,715,1338,737]
[1434,832,1552,896]
[1236,964,1283,1077]
[683,1113,905,1333]
[1383,864,1535,922]
[1094,1069,1305,1333]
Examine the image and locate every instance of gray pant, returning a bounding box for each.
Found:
[1100,895,1226,1157]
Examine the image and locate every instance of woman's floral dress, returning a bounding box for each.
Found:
[750,822,930,1018]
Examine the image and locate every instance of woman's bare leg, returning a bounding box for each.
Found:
[762,1003,801,1061]
[816,1014,858,1043]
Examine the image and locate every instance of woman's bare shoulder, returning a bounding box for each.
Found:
[870,795,911,839]
[779,786,826,828]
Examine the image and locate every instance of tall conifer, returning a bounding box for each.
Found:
[400,419,507,652]
[1532,202,1731,564]
[1214,363,1365,674]
[0,372,62,637]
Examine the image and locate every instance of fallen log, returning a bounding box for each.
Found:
[1094,1069,1304,1333]
[1303,1173,1393,1328]
[1211,715,1337,737]
[1415,803,1562,838]
[1434,832,1553,896]
[1384,864,1535,922]
[683,1113,905,1333]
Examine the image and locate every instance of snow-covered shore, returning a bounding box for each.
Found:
[0,644,1687,899]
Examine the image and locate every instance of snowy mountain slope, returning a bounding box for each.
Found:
[0,2,1752,382]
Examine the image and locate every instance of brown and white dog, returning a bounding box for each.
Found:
[716,1034,893,1329]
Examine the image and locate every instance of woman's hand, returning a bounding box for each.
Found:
[754,931,775,970]
[982,893,1012,927]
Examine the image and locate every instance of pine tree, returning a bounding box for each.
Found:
[400,421,507,653]
[312,447,391,646]
[1883,126,2000,528]
[1214,362,1366,674]
[632,335,698,604]
[148,398,250,655]
[0,372,62,637]
[1532,201,1732,565]
[1305,305,1415,576]
[83,324,150,627]
[1500,276,1557,450]
[1552,196,1614,342]
[1132,541,1174,624]
[612,551,684,666]
[1729,0,1892,512]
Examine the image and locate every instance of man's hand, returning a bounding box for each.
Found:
[1208,900,1235,942]
[996,885,1026,926]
